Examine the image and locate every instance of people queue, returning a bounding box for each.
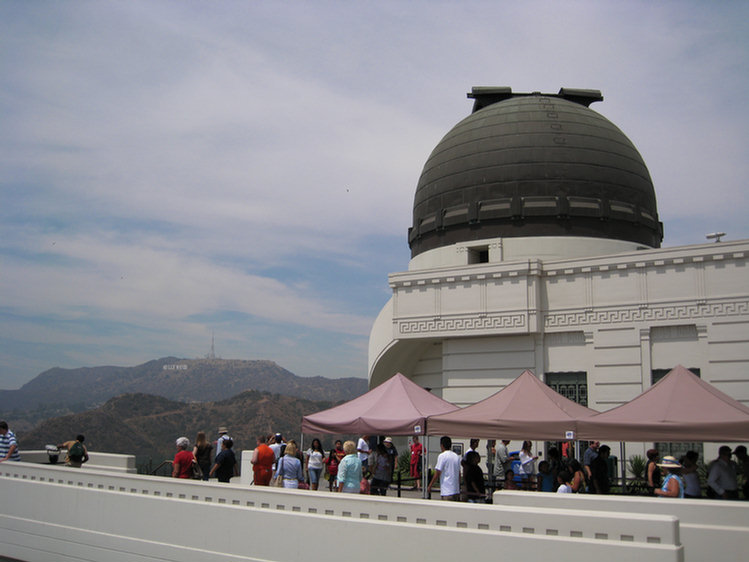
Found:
[2,418,747,501]
[174,431,749,501]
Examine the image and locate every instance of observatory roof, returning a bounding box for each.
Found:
[409,87,662,257]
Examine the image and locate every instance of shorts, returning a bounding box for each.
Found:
[308,467,322,485]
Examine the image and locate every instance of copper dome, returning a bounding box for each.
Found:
[409,87,662,257]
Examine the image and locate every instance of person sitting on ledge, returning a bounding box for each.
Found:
[58,434,89,468]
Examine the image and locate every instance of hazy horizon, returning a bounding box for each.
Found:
[3,1,748,388]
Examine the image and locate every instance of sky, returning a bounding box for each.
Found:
[1,1,748,390]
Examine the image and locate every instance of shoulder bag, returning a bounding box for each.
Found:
[270,457,285,487]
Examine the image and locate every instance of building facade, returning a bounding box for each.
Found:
[368,88,749,456]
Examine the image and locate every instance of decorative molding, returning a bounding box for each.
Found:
[696,261,707,304]
[397,313,527,335]
[544,331,586,346]
[545,299,749,328]
[651,325,698,342]
[696,325,708,340]
[391,252,749,289]
[541,247,748,278]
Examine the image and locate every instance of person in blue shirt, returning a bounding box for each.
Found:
[274,440,304,489]
[337,440,363,493]
[537,460,555,492]
[209,438,238,483]
[655,456,685,498]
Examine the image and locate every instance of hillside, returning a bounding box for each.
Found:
[19,390,351,467]
[0,357,368,430]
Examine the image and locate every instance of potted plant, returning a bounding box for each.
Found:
[626,454,647,494]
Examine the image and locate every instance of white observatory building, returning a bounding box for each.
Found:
[368,87,749,458]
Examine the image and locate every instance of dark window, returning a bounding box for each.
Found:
[546,371,588,407]
[652,367,700,385]
[545,371,588,458]
[467,246,489,264]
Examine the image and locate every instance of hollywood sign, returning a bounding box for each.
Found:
[163,364,188,370]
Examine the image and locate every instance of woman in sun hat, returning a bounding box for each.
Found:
[654,456,685,498]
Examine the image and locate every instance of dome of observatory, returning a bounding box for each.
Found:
[409,87,662,258]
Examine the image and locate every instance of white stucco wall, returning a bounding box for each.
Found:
[0,460,695,562]
[369,240,749,421]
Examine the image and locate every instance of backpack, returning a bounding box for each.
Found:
[69,441,85,461]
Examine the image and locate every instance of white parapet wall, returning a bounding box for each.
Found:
[0,460,684,562]
[493,490,749,562]
[21,450,137,473]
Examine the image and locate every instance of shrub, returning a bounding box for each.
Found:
[627,454,646,480]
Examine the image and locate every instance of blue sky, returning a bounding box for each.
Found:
[2,1,748,389]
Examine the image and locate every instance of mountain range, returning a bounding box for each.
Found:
[1,357,368,431]
[19,390,353,469]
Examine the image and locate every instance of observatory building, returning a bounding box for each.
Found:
[368,87,749,454]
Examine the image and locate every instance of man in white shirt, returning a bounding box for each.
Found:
[428,436,461,500]
[357,435,370,471]
[269,433,285,469]
[215,426,231,458]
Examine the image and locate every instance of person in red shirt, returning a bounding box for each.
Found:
[172,437,194,479]
[325,440,345,491]
[410,436,424,490]
[251,434,276,485]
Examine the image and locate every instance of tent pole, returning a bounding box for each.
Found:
[423,435,429,499]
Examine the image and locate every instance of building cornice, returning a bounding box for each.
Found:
[390,240,748,289]
[388,240,749,339]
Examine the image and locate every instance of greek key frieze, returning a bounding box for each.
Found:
[398,313,526,335]
[544,299,749,328]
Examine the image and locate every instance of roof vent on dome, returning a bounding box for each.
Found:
[468,87,603,113]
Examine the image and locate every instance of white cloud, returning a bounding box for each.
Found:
[1,0,748,387]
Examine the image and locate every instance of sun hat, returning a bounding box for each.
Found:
[218,426,228,434]
[656,455,681,468]
[384,437,393,443]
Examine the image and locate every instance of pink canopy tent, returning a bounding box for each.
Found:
[426,370,598,440]
[577,365,749,441]
[301,372,459,435]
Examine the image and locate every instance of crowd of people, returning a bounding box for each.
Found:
[2,418,747,502]
[422,436,749,501]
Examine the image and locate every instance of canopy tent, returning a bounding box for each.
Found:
[301,372,459,435]
[577,365,749,442]
[426,370,598,440]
